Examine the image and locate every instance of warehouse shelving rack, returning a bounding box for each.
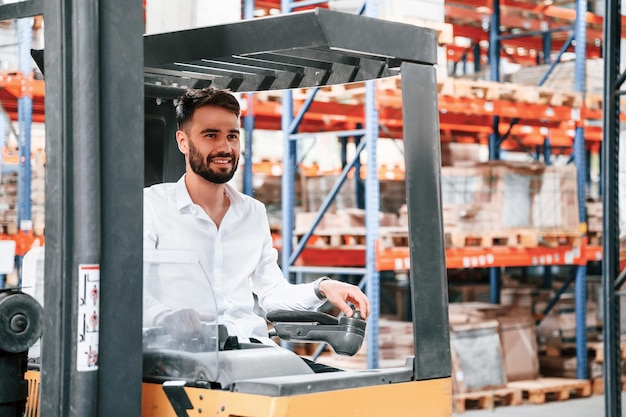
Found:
[248,0,622,380]
[477,0,591,382]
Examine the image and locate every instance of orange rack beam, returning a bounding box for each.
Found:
[0,72,45,123]
[272,240,619,271]
[376,240,588,271]
[0,230,44,257]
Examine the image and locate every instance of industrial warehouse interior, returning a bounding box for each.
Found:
[0,0,625,416]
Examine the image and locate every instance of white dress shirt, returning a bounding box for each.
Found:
[143,175,323,339]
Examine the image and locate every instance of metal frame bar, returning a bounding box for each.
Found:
[401,61,450,380]
[41,0,144,416]
[0,0,41,20]
[602,0,622,414]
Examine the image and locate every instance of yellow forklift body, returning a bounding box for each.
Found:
[141,378,452,417]
[26,370,451,417]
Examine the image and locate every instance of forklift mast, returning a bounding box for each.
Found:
[2,1,450,416]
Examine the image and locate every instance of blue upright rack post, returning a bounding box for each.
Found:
[572,0,588,381]
[242,0,255,197]
[488,0,501,304]
[277,0,382,368]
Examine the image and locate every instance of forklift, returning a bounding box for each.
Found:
[1,3,451,416]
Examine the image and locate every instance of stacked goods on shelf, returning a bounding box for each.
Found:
[534,293,601,349]
[253,171,303,212]
[301,174,357,212]
[500,286,554,317]
[434,75,584,107]
[295,208,398,247]
[585,199,626,255]
[0,170,17,234]
[509,58,605,109]
[440,142,482,167]
[31,150,45,236]
[0,149,47,237]
[438,161,580,248]
[501,283,623,392]
[393,160,580,249]
[586,200,602,245]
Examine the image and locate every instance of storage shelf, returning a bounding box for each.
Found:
[247,78,607,151]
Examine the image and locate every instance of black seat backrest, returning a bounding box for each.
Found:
[144,98,185,187]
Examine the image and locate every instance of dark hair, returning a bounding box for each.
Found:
[175,87,241,130]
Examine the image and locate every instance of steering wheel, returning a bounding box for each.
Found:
[265,310,366,356]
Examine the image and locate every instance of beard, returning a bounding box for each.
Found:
[188,139,239,184]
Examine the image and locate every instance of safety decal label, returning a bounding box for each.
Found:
[77,264,100,371]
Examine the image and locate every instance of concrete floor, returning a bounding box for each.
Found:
[453,392,625,416]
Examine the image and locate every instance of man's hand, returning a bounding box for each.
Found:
[317,279,370,320]
[157,308,213,340]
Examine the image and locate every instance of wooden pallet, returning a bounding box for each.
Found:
[378,229,409,248]
[453,387,522,413]
[507,378,591,404]
[536,230,583,248]
[586,341,626,362]
[511,229,582,248]
[590,377,626,395]
[446,230,518,248]
[296,230,367,247]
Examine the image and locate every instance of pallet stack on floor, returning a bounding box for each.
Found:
[449,302,592,413]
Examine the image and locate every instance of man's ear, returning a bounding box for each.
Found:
[176,130,188,155]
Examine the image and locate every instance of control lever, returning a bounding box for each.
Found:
[266,310,366,356]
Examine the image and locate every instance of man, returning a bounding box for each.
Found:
[143,87,370,342]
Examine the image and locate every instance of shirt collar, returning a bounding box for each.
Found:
[174,174,244,215]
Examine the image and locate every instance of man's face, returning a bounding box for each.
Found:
[181,105,241,184]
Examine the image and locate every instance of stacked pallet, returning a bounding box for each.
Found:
[295,208,398,248]
[437,161,579,248]
[449,302,592,412]
[535,293,601,349]
[510,58,604,97]
[449,303,530,412]
[586,340,626,394]
[510,59,604,109]
[439,77,582,107]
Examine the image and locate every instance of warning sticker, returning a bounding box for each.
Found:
[77,264,100,371]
